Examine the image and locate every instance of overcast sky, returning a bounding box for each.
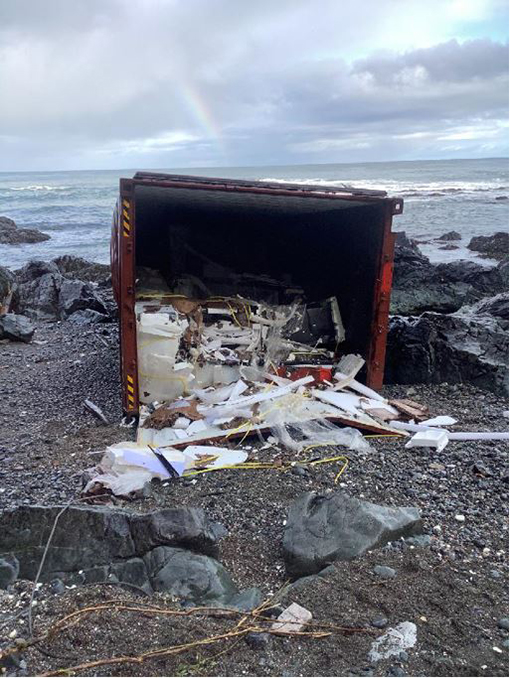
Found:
[0,0,508,171]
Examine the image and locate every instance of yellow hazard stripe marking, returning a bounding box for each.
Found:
[126,374,136,408]
[122,199,131,237]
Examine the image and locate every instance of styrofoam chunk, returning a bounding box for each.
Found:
[420,415,457,426]
[405,429,449,452]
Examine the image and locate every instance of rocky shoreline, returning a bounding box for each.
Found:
[0,217,50,246]
[0,234,508,677]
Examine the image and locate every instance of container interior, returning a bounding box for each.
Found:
[134,184,386,360]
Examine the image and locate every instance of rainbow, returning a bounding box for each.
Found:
[175,78,227,161]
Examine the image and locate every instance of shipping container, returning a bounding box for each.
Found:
[111,172,403,415]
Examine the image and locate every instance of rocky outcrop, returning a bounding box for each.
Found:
[437,231,461,241]
[0,505,259,607]
[386,293,509,395]
[468,232,508,260]
[12,259,107,321]
[0,216,50,244]
[0,313,35,343]
[53,255,110,285]
[391,232,508,315]
[0,555,19,590]
[282,492,422,577]
[145,547,238,602]
[0,265,16,313]
[68,309,110,324]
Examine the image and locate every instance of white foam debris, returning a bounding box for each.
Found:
[368,621,417,662]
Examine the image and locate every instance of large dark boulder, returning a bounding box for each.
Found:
[0,554,19,589]
[12,259,107,321]
[0,265,16,312]
[437,231,461,241]
[0,216,50,244]
[282,492,422,577]
[435,260,507,296]
[68,309,110,325]
[144,547,238,603]
[0,505,225,580]
[130,507,227,557]
[0,313,35,342]
[0,504,260,607]
[58,278,107,317]
[386,293,509,395]
[0,216,16,231]
[15,260,60,283]
[468,232,508,260]
[14,271,62,320]
[391,232,508,315]
[53,255,110,285]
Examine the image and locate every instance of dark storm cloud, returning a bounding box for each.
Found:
[0,0,507,169]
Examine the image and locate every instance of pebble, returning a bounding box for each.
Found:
[497,618,509,631]
[373,565,396,579]
[454,514,465,522]
[388,667,407,676]
[245,632,271,650]
[405,534,431,548]
[49,578,66,595]
[371,616,389,629]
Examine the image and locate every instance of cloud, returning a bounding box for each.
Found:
[0,0,507,169]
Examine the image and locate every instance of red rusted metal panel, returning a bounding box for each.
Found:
[366,201,401,390]
[118,179,140,415]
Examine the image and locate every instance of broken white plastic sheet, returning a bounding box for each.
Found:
[83,442,189,496]
[257,390,372,453]
[84,443,248,496]
[420,415,457,427]
[182,446,248,468]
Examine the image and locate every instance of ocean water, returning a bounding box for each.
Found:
[0,158,507,270]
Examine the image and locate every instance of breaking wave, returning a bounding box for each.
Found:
[259,177,508,198]
[7,185,71,192]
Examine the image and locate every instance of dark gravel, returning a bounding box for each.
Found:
[0,319,508,676]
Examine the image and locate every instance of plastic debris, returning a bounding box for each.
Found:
[420,415,457,427]
[368,621,417,662]
[405,429,449,452]
[391,420,509,441]
[84,399,108,425]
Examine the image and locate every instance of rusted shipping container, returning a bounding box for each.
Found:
[111,172,403,415]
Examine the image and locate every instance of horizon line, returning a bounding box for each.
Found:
[0,156,508,175]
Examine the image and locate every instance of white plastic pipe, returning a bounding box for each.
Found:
[389,420,509,441]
